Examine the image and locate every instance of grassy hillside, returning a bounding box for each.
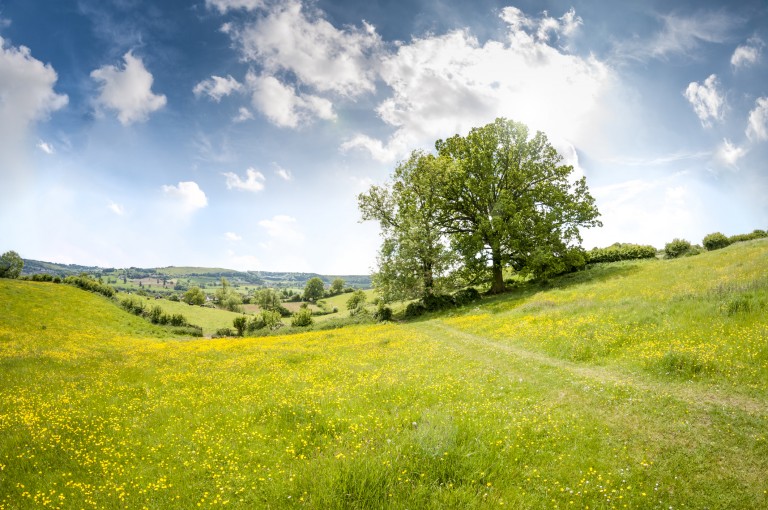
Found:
[1,240,767,508]
[119,293,245,336]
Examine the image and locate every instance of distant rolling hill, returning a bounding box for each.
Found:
[21,259,371,289]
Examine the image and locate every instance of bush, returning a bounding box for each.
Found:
[147,305,164,324]
[346,290,367,311]
[587,243,657,263]
[291,307,313,327]
[63,275,116,298]
[453,287,481,306]
[702,232,731,251]
[120,296,146,315]
[728,229,768,244]
[373,304,393,322]
[233,316,248,336]
[664,238,692,259]
[404,302,426,319]
[214,328,234,337]
[422,293,455,312]
[248,310,283,332]
[169,314,187,327]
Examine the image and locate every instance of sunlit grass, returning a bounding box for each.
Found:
[1,239,767,508]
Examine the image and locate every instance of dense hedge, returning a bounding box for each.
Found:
[586,243,657,264]
[63,275,116,298]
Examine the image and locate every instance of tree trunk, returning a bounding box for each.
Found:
[489,246,505,294]
[423,261,434,295]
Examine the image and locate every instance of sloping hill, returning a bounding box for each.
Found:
[1,239,766,508]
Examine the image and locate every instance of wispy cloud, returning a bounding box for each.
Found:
[684,74,724,127]
[273,163,292,181]
[37,140,55,154]
[108,201,125,215]
[613,11,739,62]
[224,231,242,241]
[715,139,747,168]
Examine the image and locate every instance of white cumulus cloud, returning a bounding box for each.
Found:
[746,97,768,141]
[231,0,381,98]
[715,139,747,168]
[246,72,335,128]
[731,37,763,69]
[224,232,242,241]
[193,75,242,101]
[223,167,266,192]
[91,51,167,125]
[161,181,208,213]
[684,74,724,127]
[0,36,68,191]
[343,7,612,162]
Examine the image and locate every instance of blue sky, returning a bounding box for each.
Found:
[1,0,766,274]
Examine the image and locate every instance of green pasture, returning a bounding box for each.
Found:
[1,239,766,508]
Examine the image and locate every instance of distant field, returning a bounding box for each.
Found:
[1,239,767,508]
[117,293,245,335]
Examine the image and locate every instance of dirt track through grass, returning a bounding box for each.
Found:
[419,321,768,417]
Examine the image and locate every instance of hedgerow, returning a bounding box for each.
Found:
[586,243,657,264]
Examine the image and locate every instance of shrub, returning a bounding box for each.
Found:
[147,305,164,324]
[664,238,692,259]
[233,316,248,336]
[729,229,768,244]
[404,302,426,319]
[422,293,455,312]
[702,232,731,251]
[63,275,116,298]
[346,290,367,311]
[169,314,187,327]
[214,327,234,337]
[373,304,393,322]
[453,287,481,306]
[168,294,180,302]
[587,243,657,263]
[120,296,146,315]
[252,310,283,331]
[291,307,313,327]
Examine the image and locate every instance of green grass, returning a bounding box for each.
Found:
[117,293,246,336]
[1,239,767,508]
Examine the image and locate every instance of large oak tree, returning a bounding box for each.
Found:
[360,118,601,298]
[435,118,601,293]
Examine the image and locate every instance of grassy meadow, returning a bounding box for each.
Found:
[1,240,767,508]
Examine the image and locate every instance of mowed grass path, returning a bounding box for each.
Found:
[1,240,767,508]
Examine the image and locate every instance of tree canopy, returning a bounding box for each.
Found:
[359,118,601,299]
[303,277,325,302]
[0,251,23,279]
[359,151,458,302]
